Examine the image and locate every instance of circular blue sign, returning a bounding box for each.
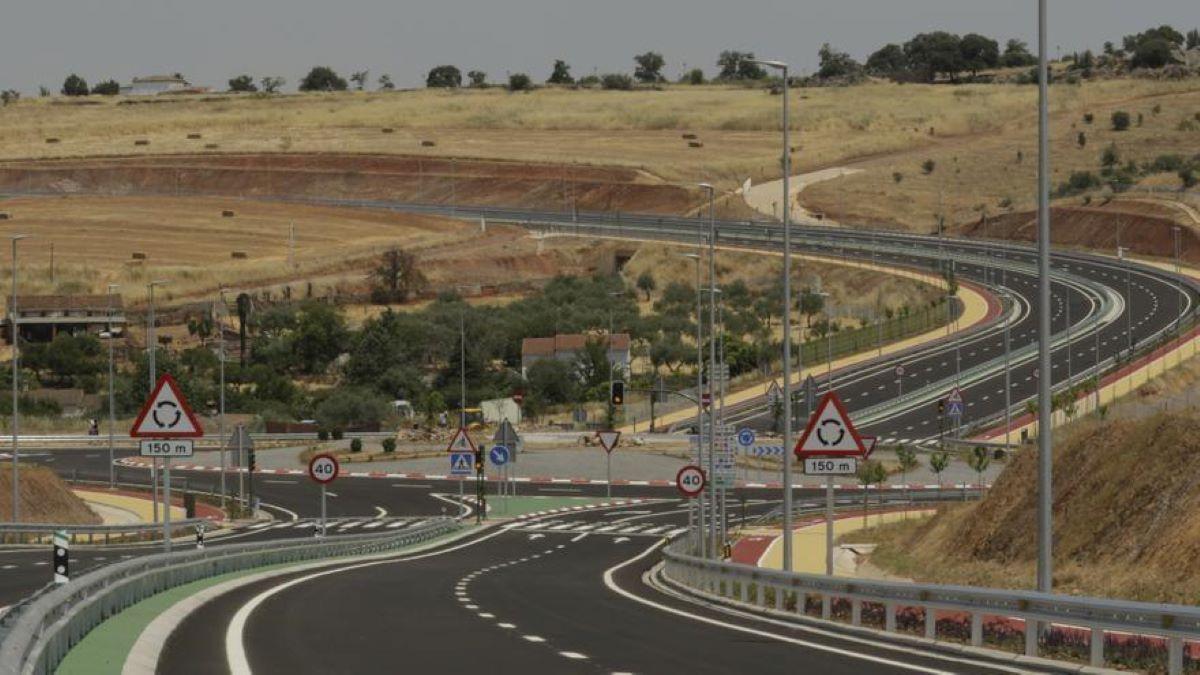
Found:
[736,428,756,447]
[489,445,510,466]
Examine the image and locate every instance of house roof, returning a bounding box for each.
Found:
[521,333,630,357]
[9,294,123,312]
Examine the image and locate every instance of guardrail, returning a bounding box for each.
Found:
[0,519,208,546]
[0,431,395,447]
[0,517,458,675]
[660,542,1199,674]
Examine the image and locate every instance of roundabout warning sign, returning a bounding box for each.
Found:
[794,392,867,459]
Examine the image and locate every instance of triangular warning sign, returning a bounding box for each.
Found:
[130,374,204,438]
[446,428,477,454]
[597,430,621,454]
[794,392,866,458]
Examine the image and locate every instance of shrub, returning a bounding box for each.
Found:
[600,73,633,90]
[1077,131,1086,148]
[382,437,397,453]
[350,437,363,453]
[921,159,936,175]
[578,74,600,88]
[1083,113,1094,124]
[317,428,330,441]
[1137,112,1144,127]
[332,428,344,440]
[91,80,120,96]
[892,172,903,184]
[1111,111,1132,131]
[61,73,89,97]
[1101,143,1121,172]
[299,66,347,92]
[508,73,532,91]
[1183,168,1198,189]
[1152,104,1162,115]
[1149,154,1186,173]
[1056,171,1101,197]
[682,68,705,85]
[426,65,462,88]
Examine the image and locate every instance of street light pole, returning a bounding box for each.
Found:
[9,234,28,522]
[147,280,167,531]
[106,284,119,490]
[216,291,228,511]
[1035,0,1054,596]
[682,250,705,557]
[751,57,794,572]
[699,183,718,557]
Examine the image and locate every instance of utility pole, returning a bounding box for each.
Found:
[10,234,28,522]
[682,250,704,557]
[700,183,718,557]
[106,284,119,490]
[1035,0,1054,596]
[216,293,227,511]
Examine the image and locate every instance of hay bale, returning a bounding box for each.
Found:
[681,133,698,140]
[45,138,60,144]
[688,141,704,148]
[231,251,248,259]
[0,213,9,221]
[420,140,436,147]
[222,210,235,218]
[134,139,150,146]
[131,252,147,260]
[204,143,219,149]
[381,128,395,134]
[186,133,202,140]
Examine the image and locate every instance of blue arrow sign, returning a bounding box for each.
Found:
[449,452,474,476]
[736,428,756,447]
[489,445,510,466]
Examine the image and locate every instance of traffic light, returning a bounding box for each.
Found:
[474,450,484,474]
[248,447,257,472]
[937,400,946,416]
[610,381,625,406]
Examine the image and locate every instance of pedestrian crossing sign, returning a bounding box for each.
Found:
[450,451,474,476]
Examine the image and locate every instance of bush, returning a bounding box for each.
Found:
[317,428,329,441]
[1083,113,1094,124]
[921,159,936,175]
[682,68,705,85]
[382,437,397,453]
[61,73,89,97]
[1183,168,1198,189]
[1149,154,1186,173]
[508,73,532,91]
[1056,171,1101,197]
[1077,131,1086,148]
[892,172,903,184]
[332,428,344,440]
[1111,111,1132,131]
[600,73,633,90]
[426,65,462,88]
[91,80,120,96]
[299,66,347,92]
[350,437,363,453]
[578,75,600,88]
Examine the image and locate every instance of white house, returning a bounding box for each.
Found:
[120,75,190,96]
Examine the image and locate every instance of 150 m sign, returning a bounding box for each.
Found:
[139,439,195,458]
[803,457,858,476]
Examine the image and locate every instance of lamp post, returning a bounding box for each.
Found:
[102,283,120,490]
[750,57,795,572]
[681,251,705,558]
[606,290,624,499]
[699,182,719,557]
[9,234,28,522]
[1035,0,1053,596]
[216,289,229,510]
[146,280,167,528]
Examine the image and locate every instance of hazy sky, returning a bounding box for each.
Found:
[0,1,1195,93]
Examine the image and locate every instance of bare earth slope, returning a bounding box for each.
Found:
[0,465,100,524]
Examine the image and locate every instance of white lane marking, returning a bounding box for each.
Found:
[498,622,516,629]
[386,520,409,529]
[225,528,507,675]
[570,533,589,542]
[602,542,958,675]
[559,652,588,660]
[259,501,300,521]
[478,612,495,619]
[523,635,546,643]
[373,506,388,519]
[361,522,384,530]
[1,564,16,570]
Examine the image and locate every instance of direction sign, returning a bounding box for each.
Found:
[597,430,621,454]
[489,445,510,466]
[736,428,756,448]
[130,374,204,438]
[804,457,858,475]
[795,392,867,458]
[308,454,339,484]
[446,427,477,454]
[449,452,473,476]
[676,465,706,498]
[139,439,194,458]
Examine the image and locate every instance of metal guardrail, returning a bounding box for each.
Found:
[0,519,207,545]
[0,517,458,675]
[661,542,1200,674]
[0,431,394,446]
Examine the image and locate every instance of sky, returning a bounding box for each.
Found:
[0,1,1195,93]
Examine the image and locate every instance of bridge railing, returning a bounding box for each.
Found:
[0,517,459,675]
[660,542,1200,674]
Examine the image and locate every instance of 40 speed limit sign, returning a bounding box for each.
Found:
[308,454,340,484]
[675,465,707,498]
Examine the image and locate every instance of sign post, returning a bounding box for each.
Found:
[447,427,477,501]
[794,391,868,584]
[53,530,69,584]
[493,420,521,499]
[596,431,621,498]
[308,453,339,537]
[130,374,204,553]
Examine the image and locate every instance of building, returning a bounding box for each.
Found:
[120,74,191,96]
[5,294,126,344]
[520,333,631,379]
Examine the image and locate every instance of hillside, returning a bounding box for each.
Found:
[0,465,101,524]
[848,412,1200,603]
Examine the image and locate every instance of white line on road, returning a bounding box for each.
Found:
[570,533,588,542]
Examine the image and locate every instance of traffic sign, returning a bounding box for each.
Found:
[446,427,477,454]
[224,426,254,452]
[308,454,339,484]
[130,374,204,438]
[701,392,712,408]
[449,451,474,475]
[766,380,782,405]
[675,465,706,498]
[139,439,194,458]
[795,392,867,458]
[597,430,621,454]
[736,428,756,447]
[492,420,520,462]
[895,364,905,377]
[804,457,858,475]
[489,445,510,466]
[946,387,964,418]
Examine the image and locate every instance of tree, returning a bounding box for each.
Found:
[228,75,258,92]
[817,43,861,79]
[1001,39,1037,68]
[292,302,349,374]
[61,73,89,97]
[798,289,825,328]
[260,76,286,93]
[525,358,578,405]
[91,79,120,96]
[467,70,487,87]
[546,59,573,84]
[1111,111,1132,132]
[633,51,666,83]
[350,70,369,90]
[1131,39,1180,69]
[377,74,394,90]
[299,66,347,92]
[959,33,1000,76]
[1101,142,1121,171]
[0,90,19,106]
[929,451,950,496]
[236,293,252,367]
[426,65,462,88]
[681,68,705,85]
[896,445,919,518]
[636,271,656,301]
[866,44,907,77]
[508,73,532,91]
[1188,29,1200,51]
[904,32,965,82]
[600,73,633,90]
[716,51,766,80]
[371,248,428,304]
[856,459,888,528]
[967,446,991,498]
[1124,25,1185,52]
[314,387,390,430]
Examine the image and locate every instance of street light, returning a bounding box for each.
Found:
[9,234,28,522]
[146,280,168,539]
[606,289,624,499]
[1035,0,1053,596]
[101,283,120,490]
[680,250,705,557]
[749,56,795,572]
[698,182,719,558]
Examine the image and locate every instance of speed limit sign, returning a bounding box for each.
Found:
[895,364,905,377]
[676,465,707,498]
[308,454,339,484]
